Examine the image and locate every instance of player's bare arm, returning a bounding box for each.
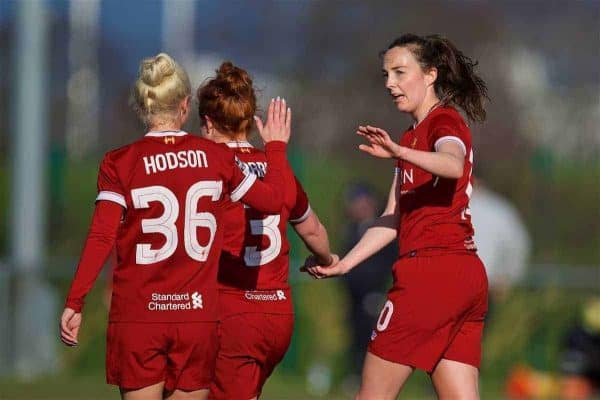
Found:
[357,125,465,179]
[302,174,399,279]
[293,210,338,267]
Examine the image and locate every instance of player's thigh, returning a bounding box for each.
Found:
[165,388,209,400]
[120,381,164,400]
[211,313,292,400]
[430,358,479,400]
[356,351,413,400]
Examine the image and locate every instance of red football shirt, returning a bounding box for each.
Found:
[395,106,476,256]
[217,141,310,314]
[65,131,288,322]
[218,141,310,289]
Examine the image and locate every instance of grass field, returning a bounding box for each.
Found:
[0,372,510,400]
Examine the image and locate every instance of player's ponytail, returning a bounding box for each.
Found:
[384,34,488,123]
[131,53,191,126]
[197,61,257,135]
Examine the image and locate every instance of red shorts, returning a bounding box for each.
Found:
[106,321,217,391]
[368,252,488,373]
[209,312,294,400]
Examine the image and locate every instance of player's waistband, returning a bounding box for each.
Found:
[397,247,477,259]
[217,288,293,318]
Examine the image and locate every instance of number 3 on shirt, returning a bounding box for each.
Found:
[244,215,282,267]
[131,181,222,265]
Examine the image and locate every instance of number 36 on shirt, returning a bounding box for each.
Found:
[131,181,282,267]
[131,181,222,265]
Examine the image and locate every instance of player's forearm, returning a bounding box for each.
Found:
[398,147,464,179]
[65,201,122,312]
[241,141,288,213]
[294,213,333,265]
[339,214,398,272]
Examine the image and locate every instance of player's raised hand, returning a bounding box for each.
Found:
[357,125,406,159]
[254,97,291,144]
[300,254,346,279]
[60,307,82,347]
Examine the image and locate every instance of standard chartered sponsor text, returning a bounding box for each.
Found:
[244,290,286,301]
[148,291,203,311]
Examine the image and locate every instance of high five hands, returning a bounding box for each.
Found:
[254,97,291,144]
[300,254,347,279]
[357,125,408,159]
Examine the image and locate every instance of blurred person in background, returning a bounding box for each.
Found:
[59,53,292,400]
[197,61,337,400]
[469,179,530,320]
[340,183,396,386]
[559,297,600,399]
[303,34,489,399]
[505,298,600,399]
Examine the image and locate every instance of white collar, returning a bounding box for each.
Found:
[225,141,253,148]
[145,130,188,137]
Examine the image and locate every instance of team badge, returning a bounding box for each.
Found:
[164,136,175,144]
[411,137,418,148]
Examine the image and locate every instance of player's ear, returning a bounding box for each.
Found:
[180,96,191,118]
[204,116,215,134]
[425,67,437,87]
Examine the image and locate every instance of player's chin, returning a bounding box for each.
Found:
[395,102,411,113]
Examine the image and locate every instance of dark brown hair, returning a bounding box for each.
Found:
[384,34,488,122]
[196,61,256,134]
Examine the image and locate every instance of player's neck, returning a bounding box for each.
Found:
[148,122,183,133]
[211,131,248,144]
[412,95,441,126]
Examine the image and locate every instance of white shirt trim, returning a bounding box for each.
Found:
[289,204,312,224]
[145,130,188,137]
[434,136,467,156]
[96,191,127,208]
[226,141,254,148]
[230,173,257,202]
[394,167,401,176]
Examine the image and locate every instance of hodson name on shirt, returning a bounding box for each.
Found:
[143,150,208,175]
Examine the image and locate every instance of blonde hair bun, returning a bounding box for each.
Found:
[141,53,176,87]
[131,52,191,125]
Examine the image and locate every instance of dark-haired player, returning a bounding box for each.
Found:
[303,34,489,399]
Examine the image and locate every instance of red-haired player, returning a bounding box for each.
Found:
[59,53,292,400]
[304,34,490,399]
[197,62,336,400]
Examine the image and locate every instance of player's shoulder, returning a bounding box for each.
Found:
[429,106,466,127]
[225,142,266,162]
[102,138,144,166]
[186,135,240,164]
[186,134,228,151]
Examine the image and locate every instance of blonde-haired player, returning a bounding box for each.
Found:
[60,53,292,400]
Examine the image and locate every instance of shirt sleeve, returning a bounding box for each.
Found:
[289,176,311,224]
[429,114,468,156]
[226,141,288,214]
[64,200,123,312]
[96,153,127,208]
